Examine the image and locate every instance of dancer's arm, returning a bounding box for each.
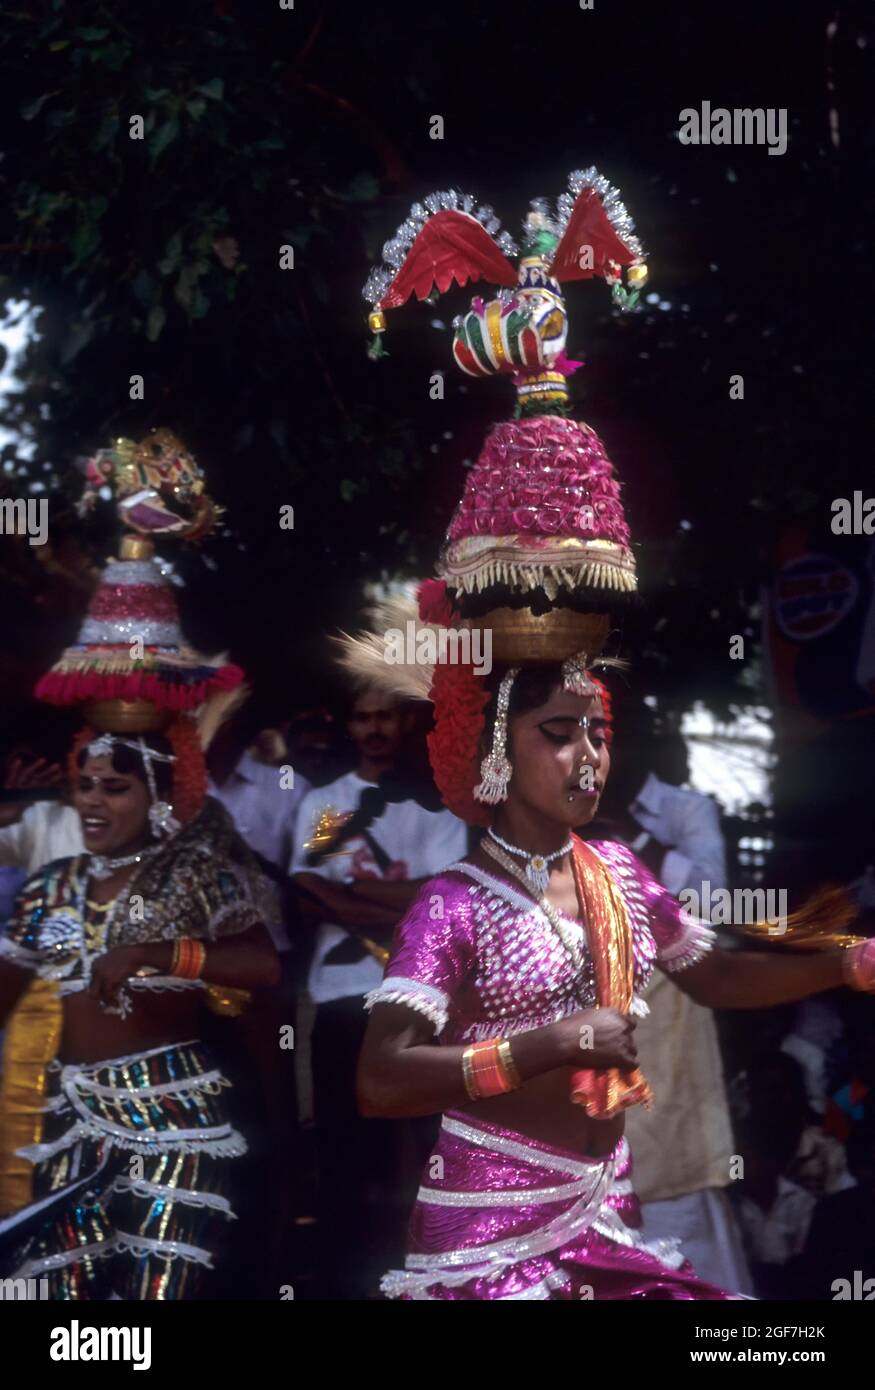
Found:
[670,945,846,1010]
[617,842,856,1010]
[358,1003,637,1119]
[89,924,281,1005]
[359,871,637,1117]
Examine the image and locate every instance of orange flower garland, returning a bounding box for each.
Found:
[427,660,493,827]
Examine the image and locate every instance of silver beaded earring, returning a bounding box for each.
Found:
[136,737,181,838]
[473,667,520,805]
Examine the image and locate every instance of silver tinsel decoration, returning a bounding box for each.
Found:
[562,166,645,263]
[362,187,511,305]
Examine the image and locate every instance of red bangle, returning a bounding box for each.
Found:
[462,1038,519,1100]
[171,938,206,980]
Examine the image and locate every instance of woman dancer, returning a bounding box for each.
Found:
[357,662,871,1299]
[0,733,278,1298]
[0,431,279,1298]
[349,171,873,1298]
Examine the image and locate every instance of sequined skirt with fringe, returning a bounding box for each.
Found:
[1,1038,246,1299]
[382,1110,738,1300]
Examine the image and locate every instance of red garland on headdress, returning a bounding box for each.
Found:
[418,580,492,825]
[427,661,492,827]
[417,578,457,626]
[69,717,207,827]
[589,676,614,747]
[166,716,208,822]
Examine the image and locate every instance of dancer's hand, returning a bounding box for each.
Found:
[89,946,142,1008]
[553,1007,638,1071]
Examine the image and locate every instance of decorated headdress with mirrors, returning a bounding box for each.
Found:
[344,168,646,819]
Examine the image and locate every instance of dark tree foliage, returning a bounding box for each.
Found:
[0,0,871,744]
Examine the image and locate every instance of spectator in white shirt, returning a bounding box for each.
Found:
[734,1115,817,1297]
[210,728,311,952]
[290,685,467,1299]
[0,754,83,874]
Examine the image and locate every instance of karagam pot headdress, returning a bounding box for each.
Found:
[345,168,647,820]
[35,428,245,834]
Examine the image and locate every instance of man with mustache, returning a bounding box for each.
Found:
[290,685,466,1298]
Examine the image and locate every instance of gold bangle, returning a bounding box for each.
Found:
[186,939,207,980]
[497,1038,521,1090]
[461,1045,479,1100]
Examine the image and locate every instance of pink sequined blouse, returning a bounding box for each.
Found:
[365,840,715,1043]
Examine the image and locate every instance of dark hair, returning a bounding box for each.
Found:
[481,662,564,728]
[476,664,562,760]
[76,734,174,802]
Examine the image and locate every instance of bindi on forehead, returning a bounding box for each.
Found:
[79,758,133,783]
[81,757,122,776]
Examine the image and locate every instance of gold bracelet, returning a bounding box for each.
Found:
[461,1045,479,1100]
[497,1038,521,1090]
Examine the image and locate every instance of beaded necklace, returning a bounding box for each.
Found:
[487,828,573,895]
[67,860,134,1016]
[482,836,584,973]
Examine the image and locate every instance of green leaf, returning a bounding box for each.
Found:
[21,92,55,121]
[75,27,110,40]
[173,261,207,312]
[344,172,379,202]
[195,78,224,101]
[131,270,154,306]
[91,111,119,152]
[59,320,95,364]
[148,115,179,162]
[146,305,166,342]
[186,97,207,122]
[157,233,183,276]
[45,108,75,129]
[93,42,130,71]
[70,220,99,266]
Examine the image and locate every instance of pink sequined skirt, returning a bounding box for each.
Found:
[382,1111,738,1300]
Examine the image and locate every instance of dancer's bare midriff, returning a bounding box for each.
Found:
[59,988,204,1064]
[458,1067,625,1159]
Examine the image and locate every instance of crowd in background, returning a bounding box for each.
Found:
[1,687,873,1301]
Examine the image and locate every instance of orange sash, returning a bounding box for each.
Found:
[569,836,652,1119]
